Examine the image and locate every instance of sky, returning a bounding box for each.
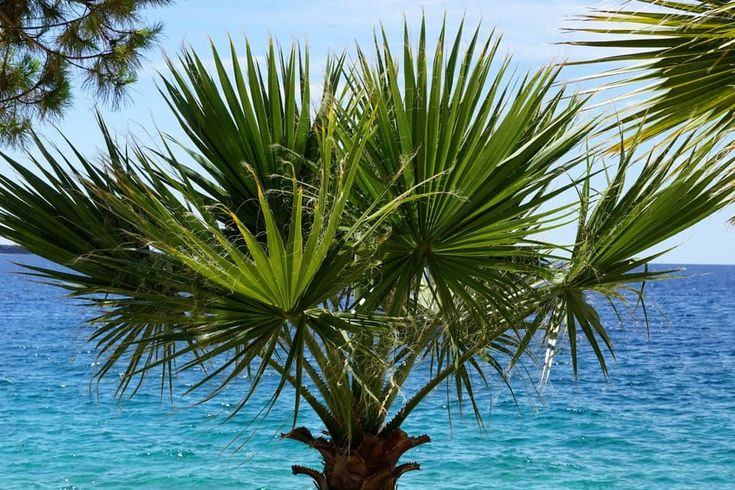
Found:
[2,0,733,264]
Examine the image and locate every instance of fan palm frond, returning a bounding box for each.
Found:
[568,0,735,145]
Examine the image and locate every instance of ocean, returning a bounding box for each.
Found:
[1,254,734,489]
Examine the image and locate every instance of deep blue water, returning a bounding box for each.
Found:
[1,254,734,489]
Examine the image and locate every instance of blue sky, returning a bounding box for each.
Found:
[2,0,733,263]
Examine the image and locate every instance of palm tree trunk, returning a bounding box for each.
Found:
[283,427,430,489]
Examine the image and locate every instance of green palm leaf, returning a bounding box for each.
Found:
[567,0,735,145]
[2,19,735,487]
[351,20,593,321]
[541,132,735,380]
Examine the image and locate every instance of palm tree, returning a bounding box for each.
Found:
[1,21,734,489]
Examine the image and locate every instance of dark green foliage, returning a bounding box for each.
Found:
[568,0,735,146]
[0,0,172,145]
[1,20,734,486]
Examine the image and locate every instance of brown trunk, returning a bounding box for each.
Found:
[283,427,431,489]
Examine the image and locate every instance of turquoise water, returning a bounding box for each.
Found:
[1,255,734,489]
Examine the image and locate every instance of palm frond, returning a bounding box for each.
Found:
[567,0,735,145]
[542,130,735,379]
[2,20,734,471]
[351,20,593,322]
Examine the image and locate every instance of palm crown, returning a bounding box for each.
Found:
[1,20,733,489]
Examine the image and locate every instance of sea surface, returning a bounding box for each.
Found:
[1,254,734,489]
